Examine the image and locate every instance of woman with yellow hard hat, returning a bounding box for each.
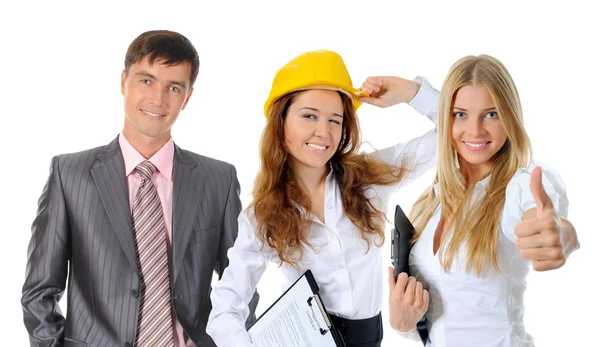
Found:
[207,49,439,346]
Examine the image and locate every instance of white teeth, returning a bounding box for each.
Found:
[143,110,161,117]
[307,143,327,150]
[465,142,487,148]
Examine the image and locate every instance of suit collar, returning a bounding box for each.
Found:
[92,136,206,281]
[172,145,205,281]
[91,135,139,271]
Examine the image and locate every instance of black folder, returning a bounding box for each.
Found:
[391,205,429,346]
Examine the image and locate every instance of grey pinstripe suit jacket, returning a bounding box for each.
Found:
[21,137,258,347]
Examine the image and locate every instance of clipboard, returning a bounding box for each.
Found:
[391,205,429,346]
[247,270,346,347]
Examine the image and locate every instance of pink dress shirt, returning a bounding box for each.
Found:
[119,133,195,347]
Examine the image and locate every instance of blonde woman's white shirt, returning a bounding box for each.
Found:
[407,162,569,347]
[206,77,439,347]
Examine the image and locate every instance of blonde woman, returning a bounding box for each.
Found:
[206,49,439,347]
[385,54,579,346]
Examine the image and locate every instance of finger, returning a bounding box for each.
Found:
[387,267,395,292]
[414,281,423,306]
[355,89,370,99]
[514,218,544,238]
[361,81,381,95]
[404,276,416,304]
[516,231,561,250]
[516,234,548,249]
[520,246,563,261]
[365,76,385,88]
[532,258,566,272]
[394,272,409,296]
[530,166,554,217]
[421,289,430,312]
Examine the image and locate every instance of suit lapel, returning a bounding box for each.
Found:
[172,145,205,282]
[91,136,138,271]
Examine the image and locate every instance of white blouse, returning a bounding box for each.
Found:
[206,77,440,347]
[408,161,569,347]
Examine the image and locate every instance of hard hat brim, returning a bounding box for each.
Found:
[264,83,368,118]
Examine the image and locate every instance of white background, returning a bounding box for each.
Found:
[1,1,598,346]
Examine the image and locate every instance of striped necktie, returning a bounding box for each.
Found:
[132,160,174,347]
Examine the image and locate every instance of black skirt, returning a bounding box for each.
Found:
[329,312,383,347]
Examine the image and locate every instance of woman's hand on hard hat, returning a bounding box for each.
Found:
[358,76,420,108]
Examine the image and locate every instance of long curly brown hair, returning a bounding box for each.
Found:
[249,90,410,267]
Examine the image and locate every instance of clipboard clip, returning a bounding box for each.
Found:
[307,295,332,336]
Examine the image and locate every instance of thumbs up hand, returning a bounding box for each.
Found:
[514,166,567,271]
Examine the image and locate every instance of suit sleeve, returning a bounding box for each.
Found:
[21,156,70,347]
[215,164,242,278]
[216,165,260,329]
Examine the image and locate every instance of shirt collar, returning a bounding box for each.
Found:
[118,132,174,181]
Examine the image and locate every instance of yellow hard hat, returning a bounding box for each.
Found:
[264,49,368,118]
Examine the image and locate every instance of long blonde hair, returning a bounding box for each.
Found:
[409,55,532,276]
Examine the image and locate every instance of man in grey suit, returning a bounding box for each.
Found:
[21,30,257,347]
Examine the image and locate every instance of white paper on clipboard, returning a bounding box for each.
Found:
[248,271,343,347]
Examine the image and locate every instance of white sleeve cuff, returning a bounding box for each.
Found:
[408,76,439,124]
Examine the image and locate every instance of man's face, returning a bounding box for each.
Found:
[121,55,194,143]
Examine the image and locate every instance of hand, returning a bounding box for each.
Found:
[358,76,420,107]
[388,267,429,332]
[515,166,566,271]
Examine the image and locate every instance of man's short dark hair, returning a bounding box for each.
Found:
[125,30,200,88]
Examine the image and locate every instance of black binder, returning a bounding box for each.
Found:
[248,270,346,347]
[391,205,429,346]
